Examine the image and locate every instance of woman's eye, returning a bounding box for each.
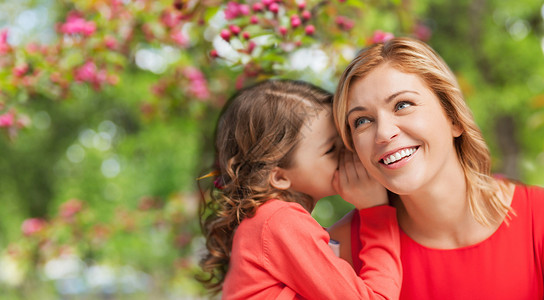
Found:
[354,117,370,128]
[325,144,336,155]
[395,101,412,111]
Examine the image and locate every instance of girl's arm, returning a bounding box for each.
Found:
[263,203,401,300]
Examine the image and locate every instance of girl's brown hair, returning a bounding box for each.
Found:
[333,37,511,227]
[198,79,332,293]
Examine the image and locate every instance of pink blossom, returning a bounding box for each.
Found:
[279,26,288,35]
[21,218,47,236]
[247,41,256,53]
[183,67,210,100]
[239,4,250,15]
[74,61,109,90]
[104,35,118,49]
[250,16,259,24]
[229,25,241,35]
[25,42,40,54]
[0,29,10,54]
[171,30,189,47]
[298,1,306,9]
[414,23,432,41]
[183,66,205,81]
[60,199,84,220]
[268,3,279,13]
[369,30,394,44]
[12,64,29,77]
[301,10,311,20]
[336,16,354,31]
[242,31,251,40]
[343,19,355,30]
[235,74,245,90]
[60,13,96,36]
[210,49,218,58]
[305,24,315,35]
[107,74,119,85]
[252,3,264,12]
[262,0,274,5]
[0,29,7,43]
[0,112,14,127]
[224,2,249,20]
[75,61,97,82]
[291,15,301,28]
[220,29,231,41]
[190,81,210,99]
[161,10,182,28]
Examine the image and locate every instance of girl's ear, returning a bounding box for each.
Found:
[269,167,292,190]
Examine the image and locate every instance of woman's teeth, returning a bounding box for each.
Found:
[383,147,417,165]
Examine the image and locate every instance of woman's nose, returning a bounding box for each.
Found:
[374,117,399,144]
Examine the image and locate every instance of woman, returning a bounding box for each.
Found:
[329,37,544,299]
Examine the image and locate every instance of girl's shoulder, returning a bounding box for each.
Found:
[242,199,311,228]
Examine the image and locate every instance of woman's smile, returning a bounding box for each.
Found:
[379,146,419,168]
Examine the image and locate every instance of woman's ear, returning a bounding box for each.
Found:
[452,122,463,138]
[269,167,292,190]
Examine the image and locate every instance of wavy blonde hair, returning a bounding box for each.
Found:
[198,80,332,293]
[333,37,511,226]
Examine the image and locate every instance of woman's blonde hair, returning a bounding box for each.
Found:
[198,79,332,293]
[333,37,511,226]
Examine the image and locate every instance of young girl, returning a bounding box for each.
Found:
[198,80,402,299]
[330,37,544,299]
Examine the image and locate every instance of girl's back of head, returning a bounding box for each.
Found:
[199,79,332,292]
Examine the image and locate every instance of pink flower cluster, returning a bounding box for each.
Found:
[21,218,47,236]
[0,29,10,54]
[0,111,14,128]
[161,10,183,28]
[369,30,394,44]
[60,12,96,36]
[171,30,189,47]
[183,67,210,100]
[74,61,112,90]
[335,16,355,31]
[12,63,29,77]
[224,1,250,20]
[414,23,432,41]
[59,199,84,221]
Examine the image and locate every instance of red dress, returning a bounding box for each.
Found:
[350,184,544,300]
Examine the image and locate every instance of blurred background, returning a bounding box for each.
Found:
[0,0,543,298]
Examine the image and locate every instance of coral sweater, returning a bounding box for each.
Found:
[222,199,402,300]
[350,184,544,300]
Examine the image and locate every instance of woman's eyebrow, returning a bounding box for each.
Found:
[347,90,420,118]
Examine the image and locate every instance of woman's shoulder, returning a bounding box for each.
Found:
[512,183,544,207]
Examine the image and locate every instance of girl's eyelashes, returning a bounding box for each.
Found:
[325,144,336,155]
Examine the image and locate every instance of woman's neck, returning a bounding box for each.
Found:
[394,167,500,249]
